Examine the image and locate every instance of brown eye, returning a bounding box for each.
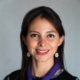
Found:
[47,34,55,38]
[30,34,39,38]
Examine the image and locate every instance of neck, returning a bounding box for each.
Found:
[31,57,54,77]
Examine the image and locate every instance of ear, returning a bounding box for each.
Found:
[58,35,64,46]
[22,35,27,45]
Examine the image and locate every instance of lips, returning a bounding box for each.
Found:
[36,49,49,51]
[36,49,49,55]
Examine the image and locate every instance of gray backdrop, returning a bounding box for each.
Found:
[0,0,80,80]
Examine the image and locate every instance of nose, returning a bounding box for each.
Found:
[38,38,47,47]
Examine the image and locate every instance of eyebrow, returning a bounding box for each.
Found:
[29,31,56,33]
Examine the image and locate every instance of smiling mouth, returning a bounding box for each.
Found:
[36,49,49,55]
[37,50,49,53]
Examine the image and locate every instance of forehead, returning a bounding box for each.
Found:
[28,16,58,33]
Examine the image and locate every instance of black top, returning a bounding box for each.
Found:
[3,69,79,80]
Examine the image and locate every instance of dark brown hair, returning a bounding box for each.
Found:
[18,6,65,80]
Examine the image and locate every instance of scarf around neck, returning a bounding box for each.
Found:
[27,59,61,80]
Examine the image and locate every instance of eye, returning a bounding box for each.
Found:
[30,34,39,38]
[47,34,55,38]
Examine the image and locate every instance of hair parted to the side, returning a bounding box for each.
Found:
[16,6,65,80]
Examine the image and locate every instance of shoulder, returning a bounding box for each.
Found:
[3,69,20,80]
[62,70,78,79]
[52,69,79,80]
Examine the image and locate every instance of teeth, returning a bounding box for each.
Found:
[37,50,48,53]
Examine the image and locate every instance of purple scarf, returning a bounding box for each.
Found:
[27,59,61,80]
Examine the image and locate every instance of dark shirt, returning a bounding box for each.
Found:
[4,69,79,80]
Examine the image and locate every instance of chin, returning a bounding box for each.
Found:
[36,57,48,62]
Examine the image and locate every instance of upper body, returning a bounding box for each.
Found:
[4,69,79,80]
[4,6,79,80]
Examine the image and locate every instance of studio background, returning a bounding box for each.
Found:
[0,0,80,80]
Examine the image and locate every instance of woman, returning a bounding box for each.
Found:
[4,6,79,80]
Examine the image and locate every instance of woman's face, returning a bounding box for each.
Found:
[23,16,64,62]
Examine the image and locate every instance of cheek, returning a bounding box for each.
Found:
[26,38,38,51]
[47,39,59,50]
